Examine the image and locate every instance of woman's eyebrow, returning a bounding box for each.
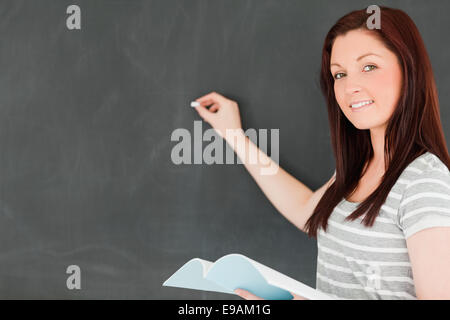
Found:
[330,53,382,68]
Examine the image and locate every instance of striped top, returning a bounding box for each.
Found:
[316,151,450,300]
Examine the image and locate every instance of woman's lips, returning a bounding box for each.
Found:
[350,101,374,112]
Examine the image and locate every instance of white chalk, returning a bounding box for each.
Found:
[190,101,200,108]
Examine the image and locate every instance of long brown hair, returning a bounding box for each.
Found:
[305,6,450,238]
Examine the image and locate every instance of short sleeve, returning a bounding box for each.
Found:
[397,168,450,239]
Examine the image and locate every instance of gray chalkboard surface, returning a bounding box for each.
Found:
[0,0,448,299]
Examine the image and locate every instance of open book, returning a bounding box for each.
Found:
[163,253,333,300]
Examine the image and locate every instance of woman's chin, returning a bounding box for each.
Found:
[352,122,372,130]
[352,122,387,132]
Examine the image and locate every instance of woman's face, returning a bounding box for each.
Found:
[330,29,403,131]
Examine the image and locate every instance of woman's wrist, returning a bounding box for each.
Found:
[223,127,246,147]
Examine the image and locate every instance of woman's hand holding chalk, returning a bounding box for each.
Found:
[191,92,243,141]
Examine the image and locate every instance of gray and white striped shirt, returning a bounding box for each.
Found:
[316,151,450,299]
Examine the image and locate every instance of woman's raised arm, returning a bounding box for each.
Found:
[194,91,335,233]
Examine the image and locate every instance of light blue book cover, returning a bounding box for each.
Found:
[163,253,333,300]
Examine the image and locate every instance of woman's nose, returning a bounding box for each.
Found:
[345,77,363,95]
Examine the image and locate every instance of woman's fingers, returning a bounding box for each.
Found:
[194,102,221,123]
[208,103,220,113]
[194,92,225,122]
[234,289,307,300]
[196,91,227,106]
[234,289,264,300]
[193,91,242,136]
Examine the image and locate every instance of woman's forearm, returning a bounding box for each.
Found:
[224,130,314,229]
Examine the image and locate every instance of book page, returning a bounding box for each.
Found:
[163,258,233,294]
[244,256,334,300]
[197,259,214,278]
[205,254,292,299]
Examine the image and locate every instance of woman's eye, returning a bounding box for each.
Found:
[363,64,377,72]
[334,65,377,80]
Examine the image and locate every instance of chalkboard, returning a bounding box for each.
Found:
[0,0,448,299]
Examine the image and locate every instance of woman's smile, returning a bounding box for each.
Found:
[350,100,375,112]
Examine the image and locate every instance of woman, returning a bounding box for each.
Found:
[193,6,450,300]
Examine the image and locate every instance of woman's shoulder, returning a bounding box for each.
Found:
[400,151,450,187]
[396,152,450,239]
[404,151,448,173]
